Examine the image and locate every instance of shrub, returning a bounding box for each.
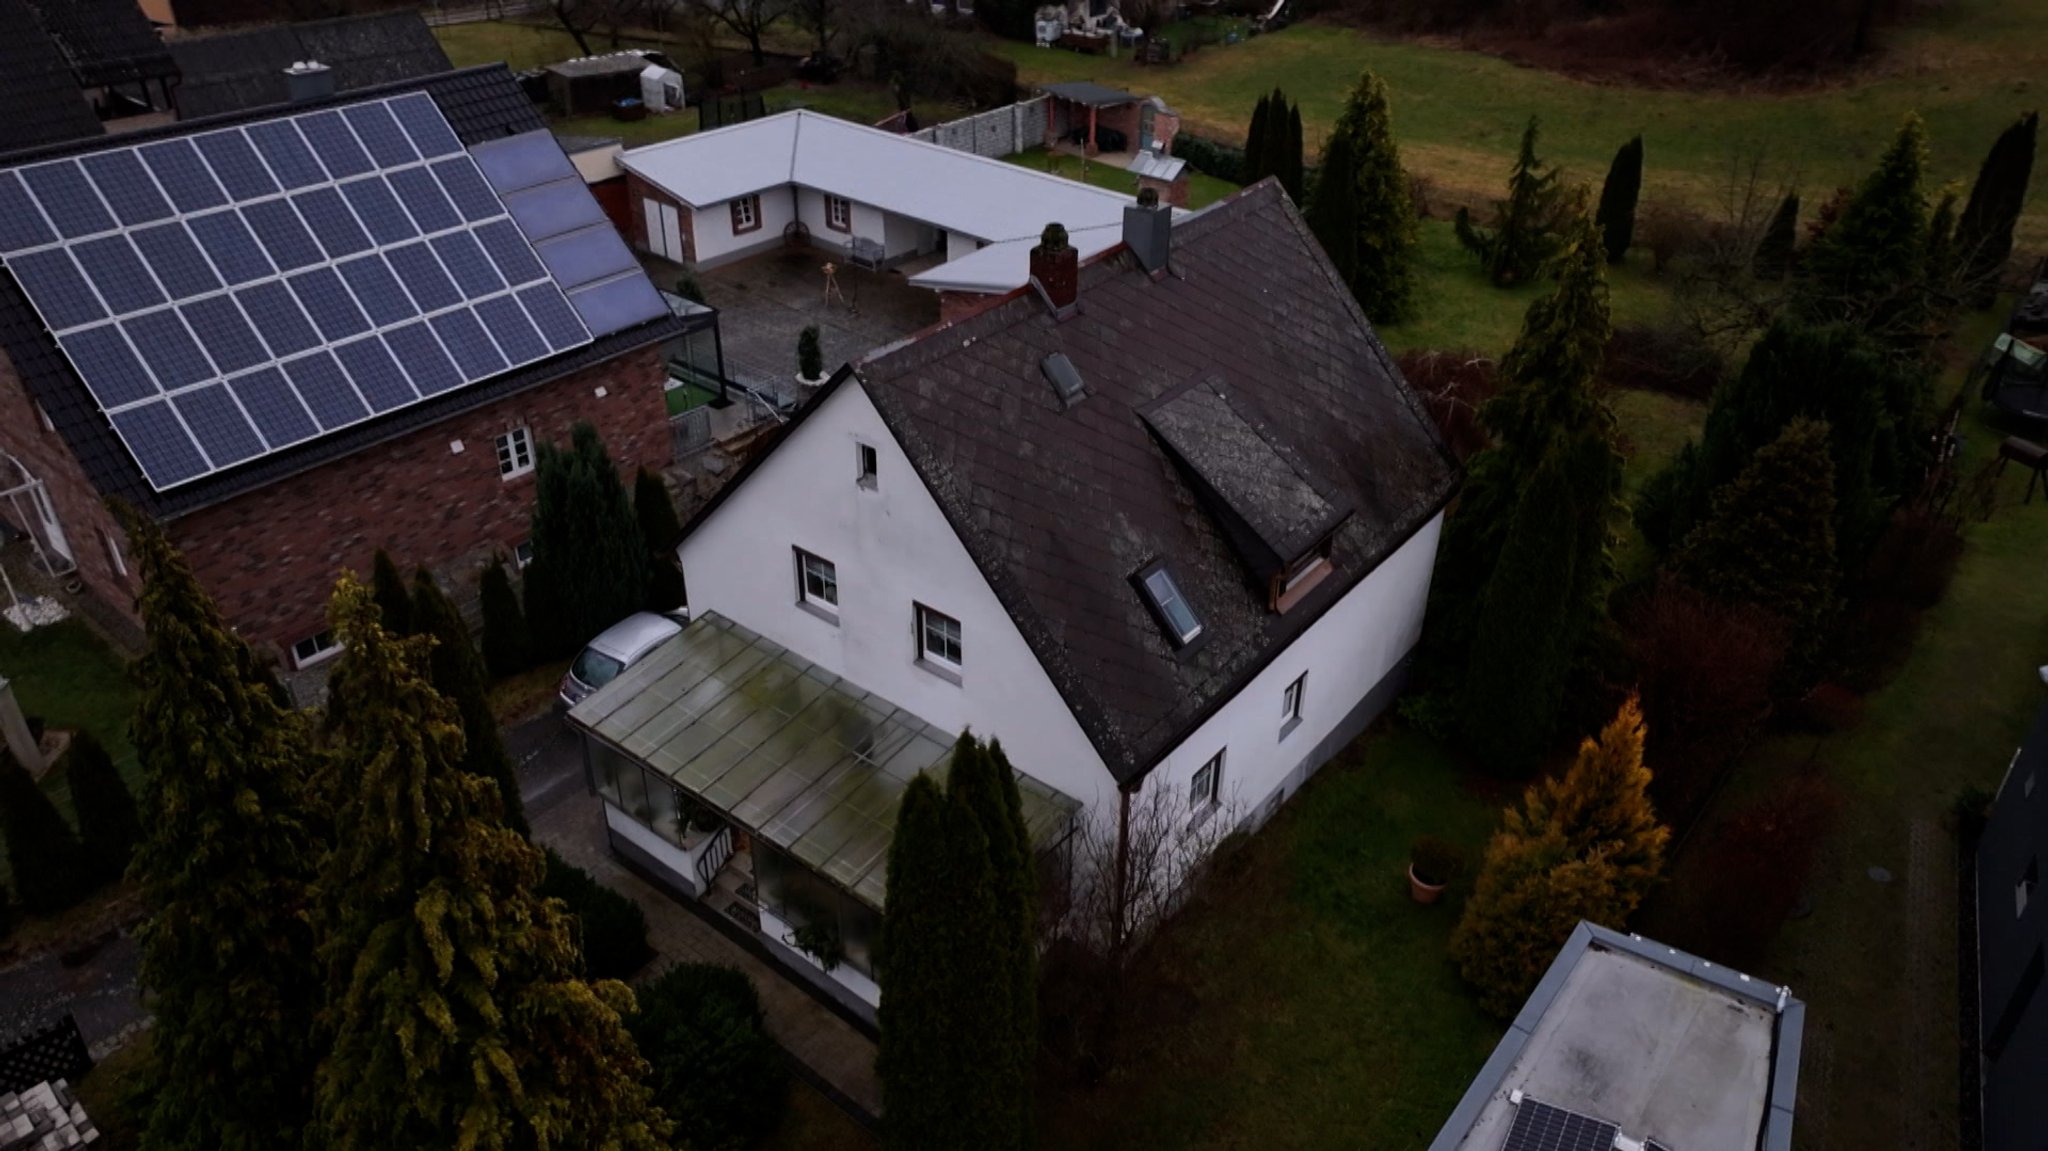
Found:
[63,731,141,888]
[478,556,532,679]
[1397,350,1499,461]
[1633,202,1705,274]
[1600,325,1723,401]
[1672,774,1837,970]
[797,325,823,381]
[0,751,90,915]
[539,848,654,980]
[1172,133,1246,184]
[630,964,788,1151]
[1409,835,1468,886]
[635,469,688,613]
[1788,681,1867,733]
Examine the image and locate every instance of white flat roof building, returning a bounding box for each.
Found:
[1430,922,1805,1151]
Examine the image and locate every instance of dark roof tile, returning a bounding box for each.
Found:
[0,0,102,154]
[169,12,452,120]
[21,0,177,88]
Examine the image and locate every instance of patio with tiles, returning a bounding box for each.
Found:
[642,249,942,395]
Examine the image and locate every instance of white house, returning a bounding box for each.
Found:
[568,181,1460,1018]
[615,109,1147,296]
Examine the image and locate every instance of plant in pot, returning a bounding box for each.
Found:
[1408,835,1467,905]
[797,324,825,387]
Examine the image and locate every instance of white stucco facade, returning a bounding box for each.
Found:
[689,187,798,266]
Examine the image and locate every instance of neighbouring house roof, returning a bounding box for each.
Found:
[545,51,658,79]
[619,110,1142,293]
[0,65,681,521]
[20,0,177,88]
[1039,80,1142,108]
[1978,702,2048,1151]
[554,133,623,155]
[694,181,1458,782]
[167,11,452,119]
[572,611,1082,911]
[1428,922,1804,1151]
[0,0,103,154]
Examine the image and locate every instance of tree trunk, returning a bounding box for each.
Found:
[554,5,594,55]
[748,30,766,66]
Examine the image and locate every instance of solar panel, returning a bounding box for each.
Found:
[471,132,577,192]
[1503,1097,1620,1151]
[0,92,588,492]
[1644,1141,1675,1151]
[534,227,637,290]
[567,272,669,336]
[504,180,607,237]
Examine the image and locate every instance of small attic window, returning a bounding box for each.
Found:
[1042,353,1085,407]
[1136,560,1202,647]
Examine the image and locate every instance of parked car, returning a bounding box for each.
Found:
[559,611,686,708]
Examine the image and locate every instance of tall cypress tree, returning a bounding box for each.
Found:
[121,510,324,1151]
[1456,116,1565,286]
[1243,93,1272,185]
[1306,70,1416,323]
[1282,102,1305,204]
[0,751,90,915]
[524,423,650,659]
[1797,114,1933,345]
[314,576,669,1151]
[1594,135,1643,264]
[410,568,528,837]
[947,736,1037,1148]
[1753,191,1800,281]
[64,730,142,888]
[1261,89,1293,194]
[635,468,687,611]
[478,557,532,679]
[1955,112,2038,305]
[368,549,413,636]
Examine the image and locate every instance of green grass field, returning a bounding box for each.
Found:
[1001,147,1242,209]
[993,0,2048,248]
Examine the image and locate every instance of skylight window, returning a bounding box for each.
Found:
[1042,352,1085,407]
[1136,561,1202,647]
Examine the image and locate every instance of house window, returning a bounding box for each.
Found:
[494,428,534,479]
[1281,672,1306,736]
[1191,750,1223,810]
[826,195,853,233]
[101,530,126,578]
[2022,857,2040,918]
[513,539,535,569]
[731,194,762,234]
[1135,561,1201,647]
[916,604,962,671]
[795,548,838,615]
[856,442,878,488]
[292,629,341,668]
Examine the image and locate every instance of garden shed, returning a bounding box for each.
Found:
[546,51,676,116]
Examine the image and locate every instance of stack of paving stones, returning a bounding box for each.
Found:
[0,1081,97,1147]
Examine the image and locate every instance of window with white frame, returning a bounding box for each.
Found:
[1191,750,1223,810]
[826,195,853,232]
[1281,672,1307,732]
[494,428,534,479]
[292,630,341,668]
[796,548,838,611]
[731,194,761,233]
[513,540,535,569]
[917,604,962,669]
[856,442,878,488]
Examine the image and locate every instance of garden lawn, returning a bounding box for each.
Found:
[991,0,2048,248]
[0,619,136,814]
[1040,727,1506,1151]
[1002,148,1241,210]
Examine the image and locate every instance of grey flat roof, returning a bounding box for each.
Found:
[1429,923,1803,1151]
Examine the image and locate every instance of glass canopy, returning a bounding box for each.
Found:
[569,612,1081,910]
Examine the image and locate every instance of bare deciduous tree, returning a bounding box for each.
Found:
[711,0,790,66]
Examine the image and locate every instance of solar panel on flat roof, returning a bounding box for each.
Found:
[1,91,590,492]
[1503,1097,1620,1151]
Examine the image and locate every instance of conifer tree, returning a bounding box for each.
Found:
[524,423,651,659]
[1675,419,1841,664]
[1456,117,1565,286]
[1753,191,1800,280]
[1956,112,2038,305]
[64,730,141,888]
[0,751,89,915]
[635,468,687,611]
[1925,184,1962,304]
[478,557,532,679]
[1282,103,1305,204]
[1243,93,1272,185]
[1594,135,1643,264]
[410,568,528,837]
[1306,70,1416,323]
[368,549,413,636]
[1797,114,1932,343]
[947,737,1037,1146]
[1261,89,1291,193]
[1450,698,1669,1016]
[313,576,669,1151]
[121,510,324,1151]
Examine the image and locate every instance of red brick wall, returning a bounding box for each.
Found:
[0,354,139,619]
[169,347,673,662]
[624,172,697,263]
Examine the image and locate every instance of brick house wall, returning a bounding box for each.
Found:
[624,172,697,264]
[0,353,140,618]
[168,346,673,664]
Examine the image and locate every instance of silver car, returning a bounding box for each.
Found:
[558,611,685,708]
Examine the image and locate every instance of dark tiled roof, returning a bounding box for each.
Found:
[854,181,1460,781]
[0,0,102,154]
[1039,80,1142,108]
[169,11,453,120]
[0,65,680,522]
[22,0,177,88]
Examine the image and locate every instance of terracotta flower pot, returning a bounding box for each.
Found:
[1408,864,1447,905]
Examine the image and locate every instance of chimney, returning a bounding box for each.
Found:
[284,60,334,103]
[1124,186,1171,275]
[1029,222,1078,315]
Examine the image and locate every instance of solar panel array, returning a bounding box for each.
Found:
[1502,1098,1619,1151]
[0,93,594,492]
